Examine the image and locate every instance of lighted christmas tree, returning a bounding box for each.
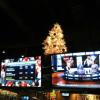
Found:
[42,23,67,55]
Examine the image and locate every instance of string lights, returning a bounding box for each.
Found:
[42,23,67,55]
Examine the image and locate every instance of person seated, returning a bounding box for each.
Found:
[91,60,99,74]
[84,56,93,67]
[77,66,85,75]
[62,56,74,74]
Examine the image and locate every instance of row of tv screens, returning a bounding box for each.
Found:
[1,50,100,89]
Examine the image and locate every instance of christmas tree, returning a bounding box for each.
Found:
[42,23,67,55]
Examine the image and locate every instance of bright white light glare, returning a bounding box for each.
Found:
[95,51,100,54]
[86,52,94,55]
[73,52,85,56]
[2,50,5,54]
[62,93,69,96]
[21,55,24,57]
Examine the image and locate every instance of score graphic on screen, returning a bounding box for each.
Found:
[0,56,41,87]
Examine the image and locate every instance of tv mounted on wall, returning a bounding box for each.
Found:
[51,51,100,88]
[0,56,41,87]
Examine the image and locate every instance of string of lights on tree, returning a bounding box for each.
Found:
[42,23,67,55]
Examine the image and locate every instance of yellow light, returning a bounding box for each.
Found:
[42,23,67,55]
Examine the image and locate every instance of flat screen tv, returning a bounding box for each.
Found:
[0,56,41,87]
[51,51,100,88]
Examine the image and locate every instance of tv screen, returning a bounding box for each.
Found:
[0,56,41,87]
[51,51,100,88]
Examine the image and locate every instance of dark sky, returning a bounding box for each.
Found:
[0,0,100,53]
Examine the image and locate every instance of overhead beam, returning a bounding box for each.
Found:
[0,0,29,32]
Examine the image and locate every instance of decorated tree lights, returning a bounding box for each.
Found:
[42,23,67,55]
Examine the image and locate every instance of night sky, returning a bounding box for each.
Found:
[0,0,100,53]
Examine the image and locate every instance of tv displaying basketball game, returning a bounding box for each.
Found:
[0,56,41,87]
[51,51,100,88]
